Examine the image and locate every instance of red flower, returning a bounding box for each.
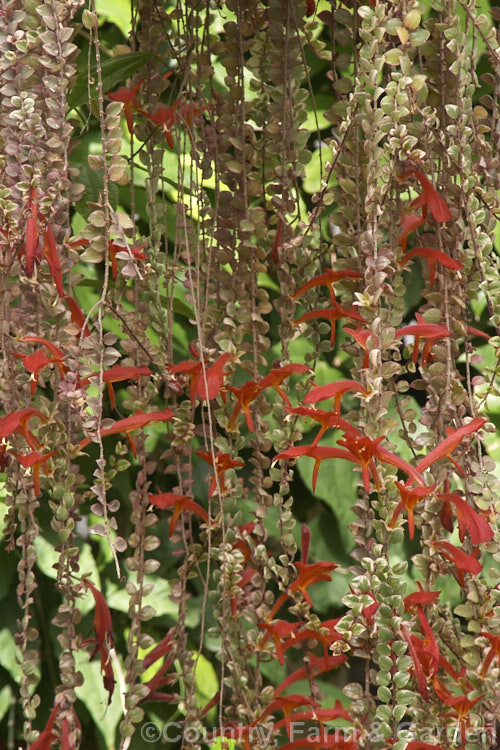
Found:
[415,416,486,478]
[344,326,378,369]
[144,103,177,148]
[258,620,305,666]
[442,692,482,745]
[10,450,57,497]
[281,618,345,666]
[108,241,147,280]
[82,579,115,703]
[436,492,493,543]
[390,481,435,539]
[337,434,426,492]
[142,632,173,670]
[24,187,41,277]
[396,313,451,366]
[84,365,152,410]
[480,632,500,676]
[108,79,144,134]
[259,363,310,406]
[303,379,369,413]
[292,268,362,306]
[286,406,361,445]
[80,408,174,457]
[196,450,244,496]
[404,587,440,613]
[432,540,482,586]
[169,352,233,403]
[13,337,67,395]
[43,223,65,297]
[252,694,320,739]
[398,169,452,222]
[226,380,264,432]
[268,560,338,619]
[0,408,45,451]
[399,246,464,286]
[467,325,490,340]
[398,213,425,252]
[274,436,424,494]
[29,703,60,750]
[273,653,347,697]
[272,444,357,493]
[148,491,209,537]
[294,301,365,347]
[62,295,91,337]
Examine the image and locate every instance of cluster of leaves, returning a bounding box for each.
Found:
[1,1,500,750]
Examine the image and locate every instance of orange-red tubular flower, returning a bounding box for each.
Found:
[82,579,115,703]
[432,540,482,586]
[293,302,365,347]
[344,326,378,369]
[10,450,57,497]
[398,213,425,252]
[258,363,310,406]
[170,352,233,403]
[303,379,369,413]
[398,169,452,222]
[43,223,65,297]
[108,79,144,134]
[196,451,244,496]
[480,632,500,676]
[414,416,487,478]
[0,408,45,451]
[29,703,60,750]
[79,408,174,457]
[226,380,264,432]
[273,652,347,697]
[84,365,152,410]
[63,295,91,337]
[273,435,425,495]
[148,491,209,537]
[252,694,320,740]
[14,336,67,395]
[272,444,360,493]
[286,406,361,445]
[396,313,451,366]
[257,620,304,666]
[436,492,493,543]
[268,560,338,619]
[337,433,426,490]
[143,103,177,148]
[399,246,464,286]
[108,241,147,280]
[292,268,362,306]
[390,481,435,539]
[24,187,40,277]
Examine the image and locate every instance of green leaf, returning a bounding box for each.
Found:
[35,538,100,615]
[194,652,219,719]
[0,685,12,724]
[95,0,131,38]
[296,429,358,553]
[74,163,120,219]
[0,629,23,684]
[69,52,153,109]
[173,296,194,318]
[74,649,122,748]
